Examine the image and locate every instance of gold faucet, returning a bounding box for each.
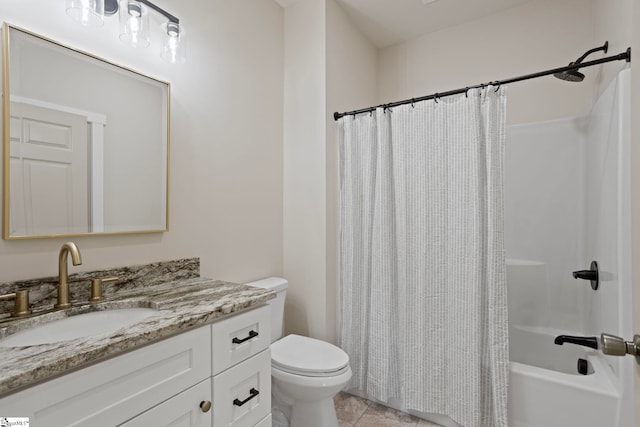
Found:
[55,242,82,309]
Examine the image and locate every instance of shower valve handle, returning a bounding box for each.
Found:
[600,333,640,357]
[572,260,599,290]
[572,270,597,280]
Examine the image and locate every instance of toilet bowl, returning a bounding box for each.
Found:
[246,278,351,427]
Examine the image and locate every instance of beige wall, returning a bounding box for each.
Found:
[377,0,598,125]
[281,0,376,342]
[0,0,284,284]
[592,0,632,99]
[282,0,327,339]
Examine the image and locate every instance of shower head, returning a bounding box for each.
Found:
[553,41,609,82]
[553,65,585,82]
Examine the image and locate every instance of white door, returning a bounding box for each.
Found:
[9,102,89,236]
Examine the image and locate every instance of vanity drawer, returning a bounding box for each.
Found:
[0,325,211,427]
[211,305,270,374]
[213,348,271,427]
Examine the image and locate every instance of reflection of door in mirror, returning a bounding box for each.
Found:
[9,102,89,236]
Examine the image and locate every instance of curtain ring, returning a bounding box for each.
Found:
[494,81,502,92]
[411,98,416,108]
[465,87,469,98]
[369,110,373,117]
[433,93,439,103]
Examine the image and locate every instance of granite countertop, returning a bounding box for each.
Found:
[0,277,274,396]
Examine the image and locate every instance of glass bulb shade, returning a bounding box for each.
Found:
[66,0,104,27]
[119,0,150,48]
[160,23,186,64]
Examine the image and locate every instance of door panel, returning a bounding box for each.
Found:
[9,102,89,235]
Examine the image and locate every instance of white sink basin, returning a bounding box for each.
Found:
[0,308,157,347]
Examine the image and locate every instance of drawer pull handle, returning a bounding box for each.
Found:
[233,388,260,406]
[232,330,259,344]
[200,400,212,413]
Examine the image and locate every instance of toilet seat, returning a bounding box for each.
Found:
[271,334,349,377]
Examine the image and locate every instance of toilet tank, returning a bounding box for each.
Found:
[245,277,288,342]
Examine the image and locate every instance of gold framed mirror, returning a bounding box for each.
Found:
[2,24,170,239]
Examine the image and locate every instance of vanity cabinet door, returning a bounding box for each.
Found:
[0,325,211,427]
[213,348,271,427]
[119,378,212,427]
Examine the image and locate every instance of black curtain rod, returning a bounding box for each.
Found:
[333,48,631,121]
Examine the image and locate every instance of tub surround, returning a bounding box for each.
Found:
[0,259,275,396]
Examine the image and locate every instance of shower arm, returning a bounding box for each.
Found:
[573,42,609,65]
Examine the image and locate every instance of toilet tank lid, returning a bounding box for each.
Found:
[245,277,288,292]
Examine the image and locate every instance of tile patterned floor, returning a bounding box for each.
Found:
[334,392,444,427]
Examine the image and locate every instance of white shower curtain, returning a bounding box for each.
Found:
[337,87,509,427]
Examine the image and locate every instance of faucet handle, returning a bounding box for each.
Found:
[89,277,119,302]
[0,289,32,317]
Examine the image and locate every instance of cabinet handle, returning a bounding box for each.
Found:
[232,330,258,344]
[233,388,260,406]
[200,400,212,413]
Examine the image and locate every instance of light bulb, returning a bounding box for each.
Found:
[119,0,150,48]
[66,0,104,27]
[161,22,186,64]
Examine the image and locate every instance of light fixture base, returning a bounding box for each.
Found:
[166,21,180,37]
[105,0,118,15]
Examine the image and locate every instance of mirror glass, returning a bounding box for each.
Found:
[3,24,169,239]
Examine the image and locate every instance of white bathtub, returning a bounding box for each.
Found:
[402,324,621,427]
[349,326,621,427]
[508,325,620,427]
[505,258,623,427]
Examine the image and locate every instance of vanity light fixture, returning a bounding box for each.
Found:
[66,0,105,27]
[66,0,185,64]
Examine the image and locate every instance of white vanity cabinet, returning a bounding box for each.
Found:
[0,305,272,427]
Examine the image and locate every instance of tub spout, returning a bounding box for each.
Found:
[554,335,598,350]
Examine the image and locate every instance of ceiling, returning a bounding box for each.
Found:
[276,0,534,49]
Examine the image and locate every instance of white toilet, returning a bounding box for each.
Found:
[247,277,351,427]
